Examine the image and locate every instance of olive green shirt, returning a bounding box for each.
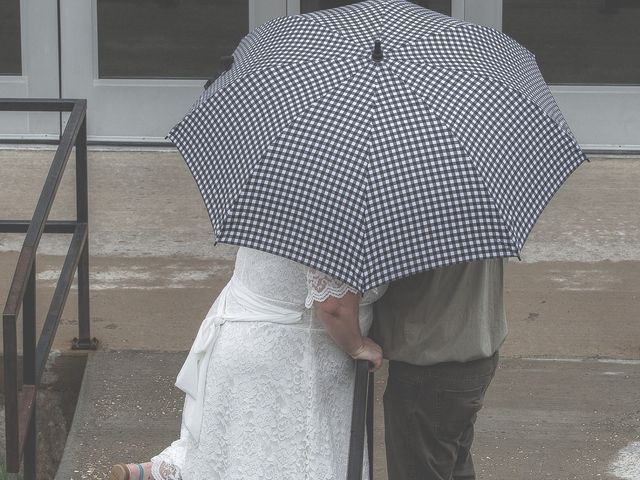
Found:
[372,259,507,365]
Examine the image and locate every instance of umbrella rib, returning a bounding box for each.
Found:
[387,20,470,55]
[189,15,367,118]
[397,60,577,139]
[215,61,373,242]
[182,53,367,131]
[504,150,585,257]
[373,0,392,46]
[348,0,393,289]
[383,65,521,255]
[358,92,378,291]
[294,9,370,55]
[392,22,537,64]
[294,0,399,55]
[232,56,362,84]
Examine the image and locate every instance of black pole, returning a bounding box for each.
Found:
[367,371,374,480]
[72,116,96,350]
[347,360,370,479]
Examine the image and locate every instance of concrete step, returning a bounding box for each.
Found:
[54,351,187,480]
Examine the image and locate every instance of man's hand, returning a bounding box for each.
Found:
[350,337,383,372]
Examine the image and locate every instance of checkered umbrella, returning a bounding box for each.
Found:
[168,0,587,291]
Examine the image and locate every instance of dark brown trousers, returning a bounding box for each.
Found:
[383,352,499,480]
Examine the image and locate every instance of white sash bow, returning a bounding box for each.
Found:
[175,277,305,442]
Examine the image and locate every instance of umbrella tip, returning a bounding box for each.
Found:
[372,39,383,62]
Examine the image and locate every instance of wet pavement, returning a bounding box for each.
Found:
[1,148,639,479]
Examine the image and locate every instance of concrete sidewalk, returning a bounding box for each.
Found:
[1,148,639,479]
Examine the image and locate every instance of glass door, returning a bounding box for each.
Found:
[59,0,287,142]
[5,0,637,148]
[501,0,640,150]
[0,0,60,139]
[288,0,459,17]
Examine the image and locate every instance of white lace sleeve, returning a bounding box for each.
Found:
[305,268,359,309]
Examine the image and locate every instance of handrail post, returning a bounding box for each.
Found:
[23,262,37,479]
[3,312,19,472]
[71,114,97,350]
[76,114,88,224]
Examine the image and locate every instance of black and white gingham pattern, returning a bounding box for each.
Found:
[168,0,587,291]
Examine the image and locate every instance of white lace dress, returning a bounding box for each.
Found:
[150,247,387,480]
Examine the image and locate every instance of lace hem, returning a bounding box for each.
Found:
[305,267,358,308]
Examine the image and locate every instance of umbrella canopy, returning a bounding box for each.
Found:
[169,0,587,291]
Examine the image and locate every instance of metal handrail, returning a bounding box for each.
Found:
[3,101,85,318]
[347,359,374,480]
[1,98,98,479]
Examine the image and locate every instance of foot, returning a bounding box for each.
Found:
[106,462,153,480]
